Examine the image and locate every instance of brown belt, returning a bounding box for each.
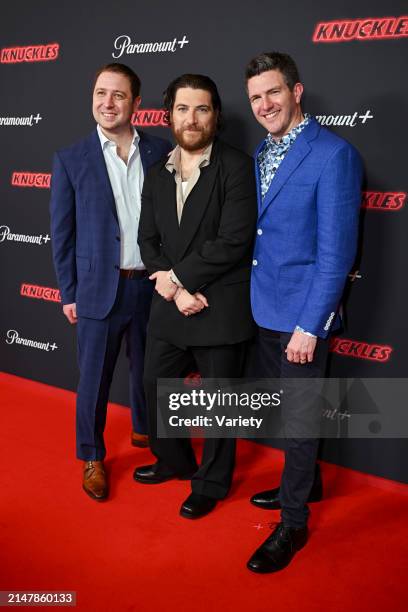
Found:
[119,268,148,280]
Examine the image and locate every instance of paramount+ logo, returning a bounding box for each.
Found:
[0,226,50,246]
[5,329,58,352]
[0,113,42,127]
[313,15,408,42]
[1,42,59,63]
[112,34,189,58]
[330,337,393,363]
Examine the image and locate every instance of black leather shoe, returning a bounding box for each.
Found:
[250,482,323,510]
[133,463,193,484]
[247,522,308,573]
[179,493,217,519]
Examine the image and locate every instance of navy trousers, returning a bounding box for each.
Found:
[76,276,153,461]
[250,327,329,528]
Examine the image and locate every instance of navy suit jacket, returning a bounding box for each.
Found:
[251,118,363,338]
[50,128,172,319]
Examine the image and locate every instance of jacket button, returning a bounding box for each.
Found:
[257,229,263,235]
[116,235,120,241]
[252,259,258,266]
[114,265,119,270]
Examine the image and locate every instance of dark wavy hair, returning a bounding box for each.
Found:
[163,73,222,129]
[245,52,301,91]
[93,63,141,100]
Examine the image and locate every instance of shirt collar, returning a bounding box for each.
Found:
[165,143,213,175]
[97,123,140,150]
[265,112,311,149]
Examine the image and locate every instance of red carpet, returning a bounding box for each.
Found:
[1,372,407,611]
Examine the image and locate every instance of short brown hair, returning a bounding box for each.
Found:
[93,63,141,99]
[245,52,301,91]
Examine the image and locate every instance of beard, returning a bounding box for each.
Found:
[171,122,217,152]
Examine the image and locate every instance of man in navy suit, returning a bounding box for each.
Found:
[50,63,171,501]
[244,52,363,572]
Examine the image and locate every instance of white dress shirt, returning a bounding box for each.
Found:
[97,124,144,269]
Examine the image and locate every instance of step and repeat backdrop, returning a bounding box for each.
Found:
[1,0,407,481]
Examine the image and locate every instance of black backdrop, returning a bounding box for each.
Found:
[1,0,407,482]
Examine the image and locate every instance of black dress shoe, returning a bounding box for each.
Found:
[179,493,217,519]
[133,463,193,484]
[250,482,323,510]
[247,522,308,573]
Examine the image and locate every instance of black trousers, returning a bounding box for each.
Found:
[144,335,247,500]
[249,327,329,528]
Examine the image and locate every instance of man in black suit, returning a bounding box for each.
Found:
[134,74,257,519]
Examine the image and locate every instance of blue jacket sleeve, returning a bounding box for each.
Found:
[296,143,363,337]
[49,151,77,305]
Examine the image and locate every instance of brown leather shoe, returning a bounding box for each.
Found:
[131,431,149,448]
[82,460,108,501]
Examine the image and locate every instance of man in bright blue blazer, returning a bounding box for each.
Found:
[244,52,363,572]
[50,63,171,501]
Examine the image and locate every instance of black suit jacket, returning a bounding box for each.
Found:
[138,139,257,347]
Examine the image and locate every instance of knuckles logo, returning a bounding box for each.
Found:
[330,337,393,362]
[362,191,406,211]
[11,172,51,189]
[313,16,408,42]
[20,283,61,303]
[1,42,59,63]
[131,109,167,128]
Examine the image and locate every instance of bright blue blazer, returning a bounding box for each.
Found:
[50,129,172,319]
[251,118,363,338]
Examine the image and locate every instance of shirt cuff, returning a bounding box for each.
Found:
[169,269,183,288]
[295,325,317,339]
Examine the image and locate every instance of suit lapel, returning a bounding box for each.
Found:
[157,165,180,248]
[254,143,263,213]
[84,130,118,223]
[176,148,219,260]
[259,136,311,216]
[155,141,219,261]
[138,132,152,176]
[258,118,320,217]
